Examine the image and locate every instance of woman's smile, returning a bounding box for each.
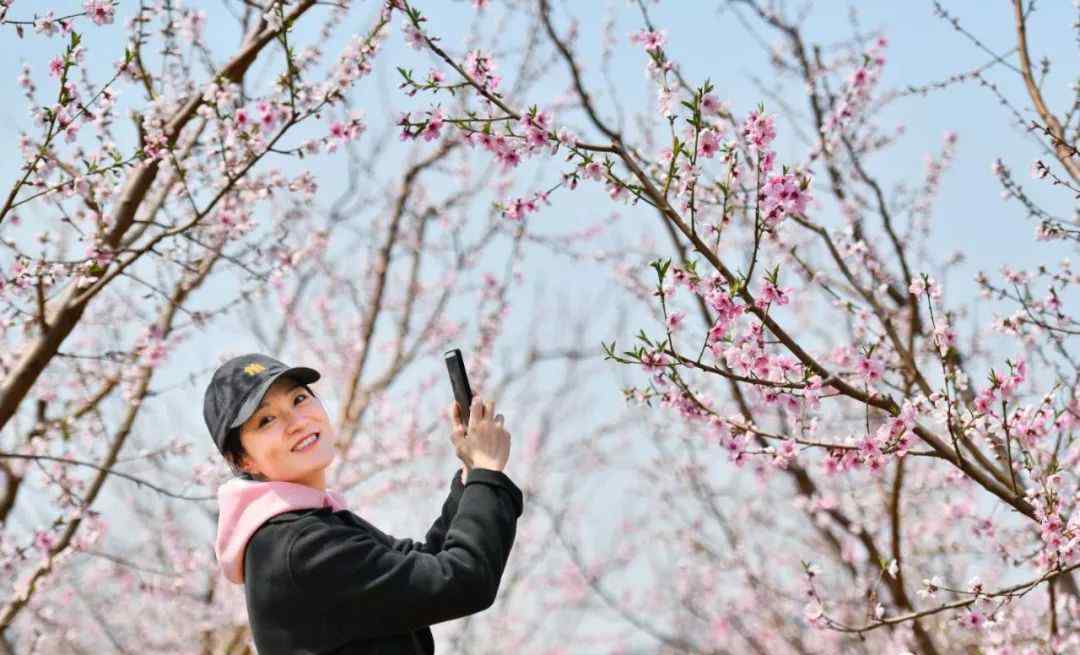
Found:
[292,433,320,452]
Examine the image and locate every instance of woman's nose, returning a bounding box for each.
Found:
[281,410,306,433]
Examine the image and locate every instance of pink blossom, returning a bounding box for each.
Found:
[524,128,547,149]
[403,24,425,50]
[289,172,318,199]
[554,127,577,150]
[83,0,116,26]
[761,172,811,225]
[857,355,884,384]
[629,28,667,52]
[138,326,168,367]
[865,453,886,474]
[760,282,791,306]
[698,129,721,158]
[520,109,551,132]
[48,56,64,78]
[670,268,697,292]
[918,576,943,600]
[932,325,955,356]
[760,150,775,173]
[666,310,686,333]
[1043,290,1062,312]
[722,434,747,466]
[582,161,605,181]
[858,435,881,458]
[474,132,497,152]
[777,438,798,461]
[495,147,521,171]
[465,50,500,91]
[33,529,56,553]
[500,192,544,221]
[35,11,58,36]
[501,198,528,221]
[143,131,168,160]
[607,182,627,201]
[256,101,277,130]
[751,355,771,378]
[849,67,870,89]
[909,275,942,300]
[741,108,776,153]
[700,93,727,116]
[396,111,415,141]
[963,611,985,630]
[641,350,669,373]
[774,355,800,378]
[972,386,996,414]
[657,87,674,118]
[421,108,444,142]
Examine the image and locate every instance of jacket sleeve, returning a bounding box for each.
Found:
[387,468,465,555]
[287,468,523,638]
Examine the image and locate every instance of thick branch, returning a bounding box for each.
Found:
[0,1,316,433]
[1012,0,1080,182]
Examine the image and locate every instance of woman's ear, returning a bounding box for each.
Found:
[238,453,260,478]
[227,450,258,478]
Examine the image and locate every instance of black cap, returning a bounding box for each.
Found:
[203,353,321,457]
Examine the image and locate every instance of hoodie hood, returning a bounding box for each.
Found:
[216,477,348,584]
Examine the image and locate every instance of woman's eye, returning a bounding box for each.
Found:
[258,394,307,429]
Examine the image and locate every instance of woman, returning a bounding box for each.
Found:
[202,353,522,655]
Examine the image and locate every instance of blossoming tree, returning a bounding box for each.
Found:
[1,0,1078,654]
[389,0,1079,652]
[0,0,608,652]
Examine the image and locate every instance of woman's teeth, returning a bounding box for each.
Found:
[293,433,319,452]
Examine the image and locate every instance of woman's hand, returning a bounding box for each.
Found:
[450,402,469,479]
[450,396,511,472]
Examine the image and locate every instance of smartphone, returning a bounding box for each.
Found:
[444,348,474,429]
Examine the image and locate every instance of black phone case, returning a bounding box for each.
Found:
[444,348,473,428]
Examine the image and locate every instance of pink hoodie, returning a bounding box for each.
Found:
[215,477,349,585]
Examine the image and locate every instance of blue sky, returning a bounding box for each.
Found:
[0,1,1076,645]
[1,0,1073,293]
[1,0,1074,510]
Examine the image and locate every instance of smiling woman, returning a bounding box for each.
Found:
[224,375,336,489]
[201,352,523,655]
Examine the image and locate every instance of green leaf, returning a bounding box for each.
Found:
[635,330,653,346]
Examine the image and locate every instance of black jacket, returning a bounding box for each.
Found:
[242,468,523,654]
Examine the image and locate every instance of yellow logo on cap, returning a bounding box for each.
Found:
[243,363,266,376]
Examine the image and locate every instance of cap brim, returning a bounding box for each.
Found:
[228,367,321,430]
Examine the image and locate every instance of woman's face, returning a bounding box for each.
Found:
[236,375,336,488]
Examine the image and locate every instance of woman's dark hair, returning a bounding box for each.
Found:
[223,381,318,479]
